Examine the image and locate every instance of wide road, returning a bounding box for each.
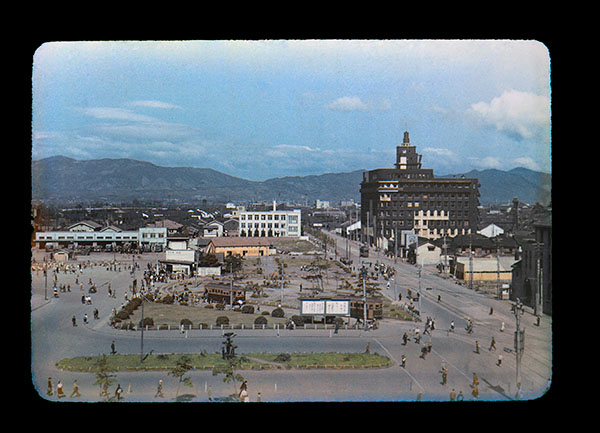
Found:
[31,248,552,402]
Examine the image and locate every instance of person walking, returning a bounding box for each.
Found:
[111,340,116,355]
[155,380,164,398]
[441,366,448,385]
[472,373,479,389]
[70,380,81,398]
[500,321,505,332]
[489,336,497,351]
[401,354,406,368]
[457,390,464,401]
[449,388,457,401]
[115,384,123,401]
[56,380,65,398]
[364,343,370,354]
[402,332,408,345]
[497,354,503,367]
[47,377,53,396]
[72,315,77,327]
[475,340,480,354]
[83,313,88,325]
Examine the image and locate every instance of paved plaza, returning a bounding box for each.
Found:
[30,239,552,403]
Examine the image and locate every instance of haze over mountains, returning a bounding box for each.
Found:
[31,156,551,206]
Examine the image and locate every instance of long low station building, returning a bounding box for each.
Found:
[33,220,167,250]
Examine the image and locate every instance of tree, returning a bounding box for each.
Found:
[222,254,243,274]
[212,333,245,399]
[168,354,194,399]
[93,354,117,402]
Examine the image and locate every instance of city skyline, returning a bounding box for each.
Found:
[32,40,551,181]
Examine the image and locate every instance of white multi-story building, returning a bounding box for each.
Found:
[238,207,301,237]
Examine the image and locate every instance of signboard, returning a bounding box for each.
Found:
[301,299,350,316]
[325,300,350,316]
[301,300,325,315]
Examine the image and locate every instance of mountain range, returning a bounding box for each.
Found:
[31,156,551,206]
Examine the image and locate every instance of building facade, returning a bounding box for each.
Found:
[34,224,167,250]
[238,208,301,237]
[360,131,480,247]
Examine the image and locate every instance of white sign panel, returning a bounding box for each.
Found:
[325,300,350,316]
[301,300,325,315]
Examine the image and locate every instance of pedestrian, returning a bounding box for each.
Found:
[47,377,53,396]
[489,307,493,315]
[437,294,441,303]
[56,380,65,398]
[70,380,81,398]
[94,308,99,319]
[111,340,116,355]
[401,354,406,368]
[72,315,77,327]
[497,354,503,367]
[472,385,479,400]
[472,373,479,388]
[441,366,448,385]
[457,390,464,401]
[402,332,408,345]
[115,383,123,401]
[81,295,86,304]
[83,313,88,325]
[364,343,370,354]
[256,392,262,402]
[449,388,457,401]
[448,320,455,334]
[155,380,164,398]
[489,336,496,351]
[475,340,480,354]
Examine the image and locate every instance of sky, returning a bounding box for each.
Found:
[32,40,551,181]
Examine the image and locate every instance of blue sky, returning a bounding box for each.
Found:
[32,40,551,181]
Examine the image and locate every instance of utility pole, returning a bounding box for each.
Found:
[469,233,473,290]
[534,242,544,318]
[512,298,525,399]
[360,265,368,330]
[229,261,233,309]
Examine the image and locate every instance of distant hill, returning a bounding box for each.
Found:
[438,168,552,205]
[31,156,551,206]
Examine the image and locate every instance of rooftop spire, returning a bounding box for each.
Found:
[402,130,410,146]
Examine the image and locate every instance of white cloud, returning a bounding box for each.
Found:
[77,107,158,122]
[468,156,501,169]
[325,96,392,112]
[326,96,369,111]
[273,144,320,152]
[129,100,181,109]
[422,147,458,160]
[512,156,540,171]
[468,89,550,141]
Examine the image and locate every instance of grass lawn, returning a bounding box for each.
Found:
[56,352,392,372]
[127,301,290,328]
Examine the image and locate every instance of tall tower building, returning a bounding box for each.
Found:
[360,131,480,246]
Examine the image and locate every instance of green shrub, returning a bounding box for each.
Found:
[271,307,285,318]
[290,315,304,325]
[273,353,291,363]
[241,305,255,314]
[216,316,229,326]
[254,316,268,325]
[139,317,154,327]
[116,310,130,320]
